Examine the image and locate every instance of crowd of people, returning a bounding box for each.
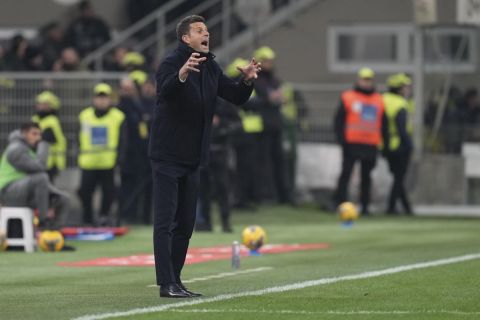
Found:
[0,44,305,233]
[424,86,480,153]
[0,1,111,72]
[4,0,477,235]
[0,0,293,74]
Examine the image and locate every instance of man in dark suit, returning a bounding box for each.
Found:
[149,15,261,298]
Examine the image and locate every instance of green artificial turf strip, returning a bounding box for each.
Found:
[130,259,480,320]
[1,206,480,320]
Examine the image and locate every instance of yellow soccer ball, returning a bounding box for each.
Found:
[38,230,64,252]
[0,231,7,251]
[242,225,267,250]
[338,202,359,221]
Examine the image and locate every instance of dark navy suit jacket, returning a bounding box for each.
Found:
[149,42,253,168]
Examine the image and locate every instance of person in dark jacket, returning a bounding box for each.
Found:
[196,100,242,233]
[149,15,260,298]
[38,22,64,71]
[253,46,290,204]
[383,73,413,215]
[225,58,263,210]
[63,0,111,57]
[118,77,153,225]
[4,34,29,71]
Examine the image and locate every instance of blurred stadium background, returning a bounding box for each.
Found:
[2,0,480,218]
[2,1,480,319]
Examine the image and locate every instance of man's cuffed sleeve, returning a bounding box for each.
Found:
[217,72,253,105]
[156,61,186,100]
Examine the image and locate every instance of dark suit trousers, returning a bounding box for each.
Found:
[78,169,115,224]
[387,151,412,213]
[334,146,377,213]
[151,160,199,285]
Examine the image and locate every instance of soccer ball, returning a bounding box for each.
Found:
[338,202,359,221]
[242,225,266,250]
[38,230,64,252]
[0,231,7,251]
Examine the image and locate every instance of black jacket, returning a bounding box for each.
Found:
[149,42,253,167]
[253,70,283,132]
[119,95,152,173]
[64,16,111,57]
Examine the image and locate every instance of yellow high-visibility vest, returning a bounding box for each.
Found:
[239,110,264,133]
[78,107,125,170]
[383,92,410,151]
[32,114,67,170]
[281,83,298,122]
[0,150,35,191]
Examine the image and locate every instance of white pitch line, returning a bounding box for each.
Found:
[168,308,480,316]
[73,252,480,320]
[146,267,273,287]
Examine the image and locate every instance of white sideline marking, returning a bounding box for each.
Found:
[73,252,480,320]
[169,308,480,316]
[146,267,273,287]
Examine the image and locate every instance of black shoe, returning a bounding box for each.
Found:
[179,283,202,297]
[159,283,191,298]
[60,244,76,251]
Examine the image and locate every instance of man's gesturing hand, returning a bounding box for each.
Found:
[179,53,207,82]
[237,58,262,82]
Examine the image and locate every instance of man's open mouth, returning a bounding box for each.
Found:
[201,40,209,47]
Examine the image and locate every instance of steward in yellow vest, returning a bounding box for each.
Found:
[383,73,413,215]
[226,58,264,134]
[383,74,413,153]
[118,74,153,225]
[224,58,263,209]
[32,91,67,180]
[77,83,125,226]
[253,46,291,204]
[280,82,301,198]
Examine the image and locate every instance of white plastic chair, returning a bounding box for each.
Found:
[0,207,35,253]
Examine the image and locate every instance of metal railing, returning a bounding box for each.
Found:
[81,0,315,70]
[81,0,236,70]
[0,72,127,165]
[2,72,475,170]
[0,76,347,167]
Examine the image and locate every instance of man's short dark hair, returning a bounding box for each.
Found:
[176,15,206,41]
[20,122,41,133]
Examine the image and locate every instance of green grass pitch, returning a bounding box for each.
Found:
[1,206,480,320]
